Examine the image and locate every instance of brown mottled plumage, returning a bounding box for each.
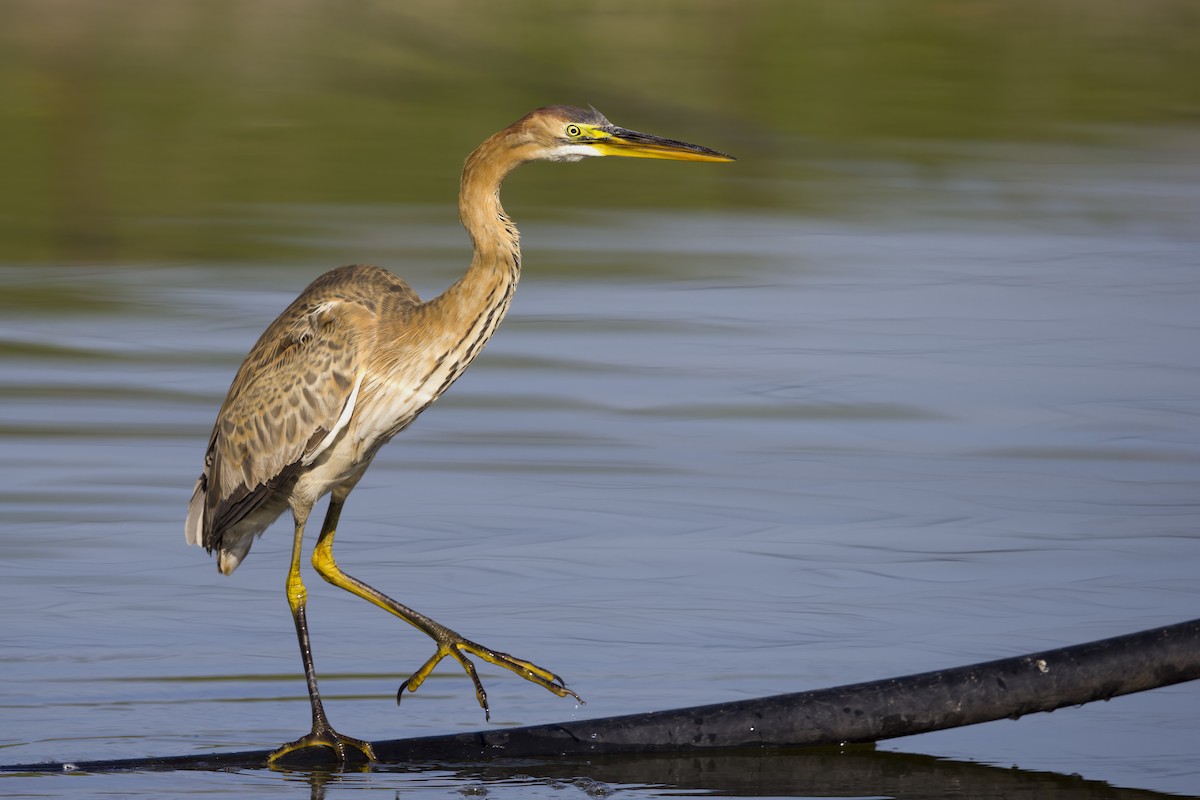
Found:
[188,266,420,573]
[186,105,732,764]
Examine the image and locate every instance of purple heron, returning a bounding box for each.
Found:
[186,105,733,763]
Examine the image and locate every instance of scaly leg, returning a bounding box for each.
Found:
[311,491,581,719]
[268,505,376,765]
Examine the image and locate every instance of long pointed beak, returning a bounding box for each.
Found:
[592,126,735,163]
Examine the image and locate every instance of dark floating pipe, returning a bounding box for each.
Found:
[4,617,1198,772]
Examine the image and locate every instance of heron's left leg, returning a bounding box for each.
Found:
[268,504,375,766]
[311,490,581,719]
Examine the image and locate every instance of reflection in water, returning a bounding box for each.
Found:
[25,748,1190,800]
[431,749,1188,800]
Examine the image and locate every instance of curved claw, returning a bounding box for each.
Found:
[395,632,583,719]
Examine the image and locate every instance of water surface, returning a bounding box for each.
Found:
[2,3,1200,798]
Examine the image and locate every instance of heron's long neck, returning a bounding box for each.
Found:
[420,134,523,375]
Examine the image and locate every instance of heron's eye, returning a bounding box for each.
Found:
[565,124,582,138]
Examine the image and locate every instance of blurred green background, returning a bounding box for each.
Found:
[2,0,1197,265]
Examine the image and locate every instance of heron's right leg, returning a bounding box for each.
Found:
[311,489,581,720]
[268,507,375,766]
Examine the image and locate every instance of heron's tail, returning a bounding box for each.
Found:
[185,475,205,547]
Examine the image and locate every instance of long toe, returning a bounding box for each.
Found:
[457,639,583,703]
[395,630,581,719]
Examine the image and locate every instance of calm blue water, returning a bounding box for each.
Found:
[2,139,1199,798]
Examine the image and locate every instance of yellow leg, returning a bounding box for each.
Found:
[311,491,582,719]
[268,506,376,766]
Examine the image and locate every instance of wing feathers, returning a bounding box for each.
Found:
[197,294,367,552]
[188,264,424,565]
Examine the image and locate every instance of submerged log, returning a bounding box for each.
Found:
[3,617,1197,772]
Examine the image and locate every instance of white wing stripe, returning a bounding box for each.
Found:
[303,370,364,466]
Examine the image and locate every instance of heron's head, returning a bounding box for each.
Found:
[504,105,734,165]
